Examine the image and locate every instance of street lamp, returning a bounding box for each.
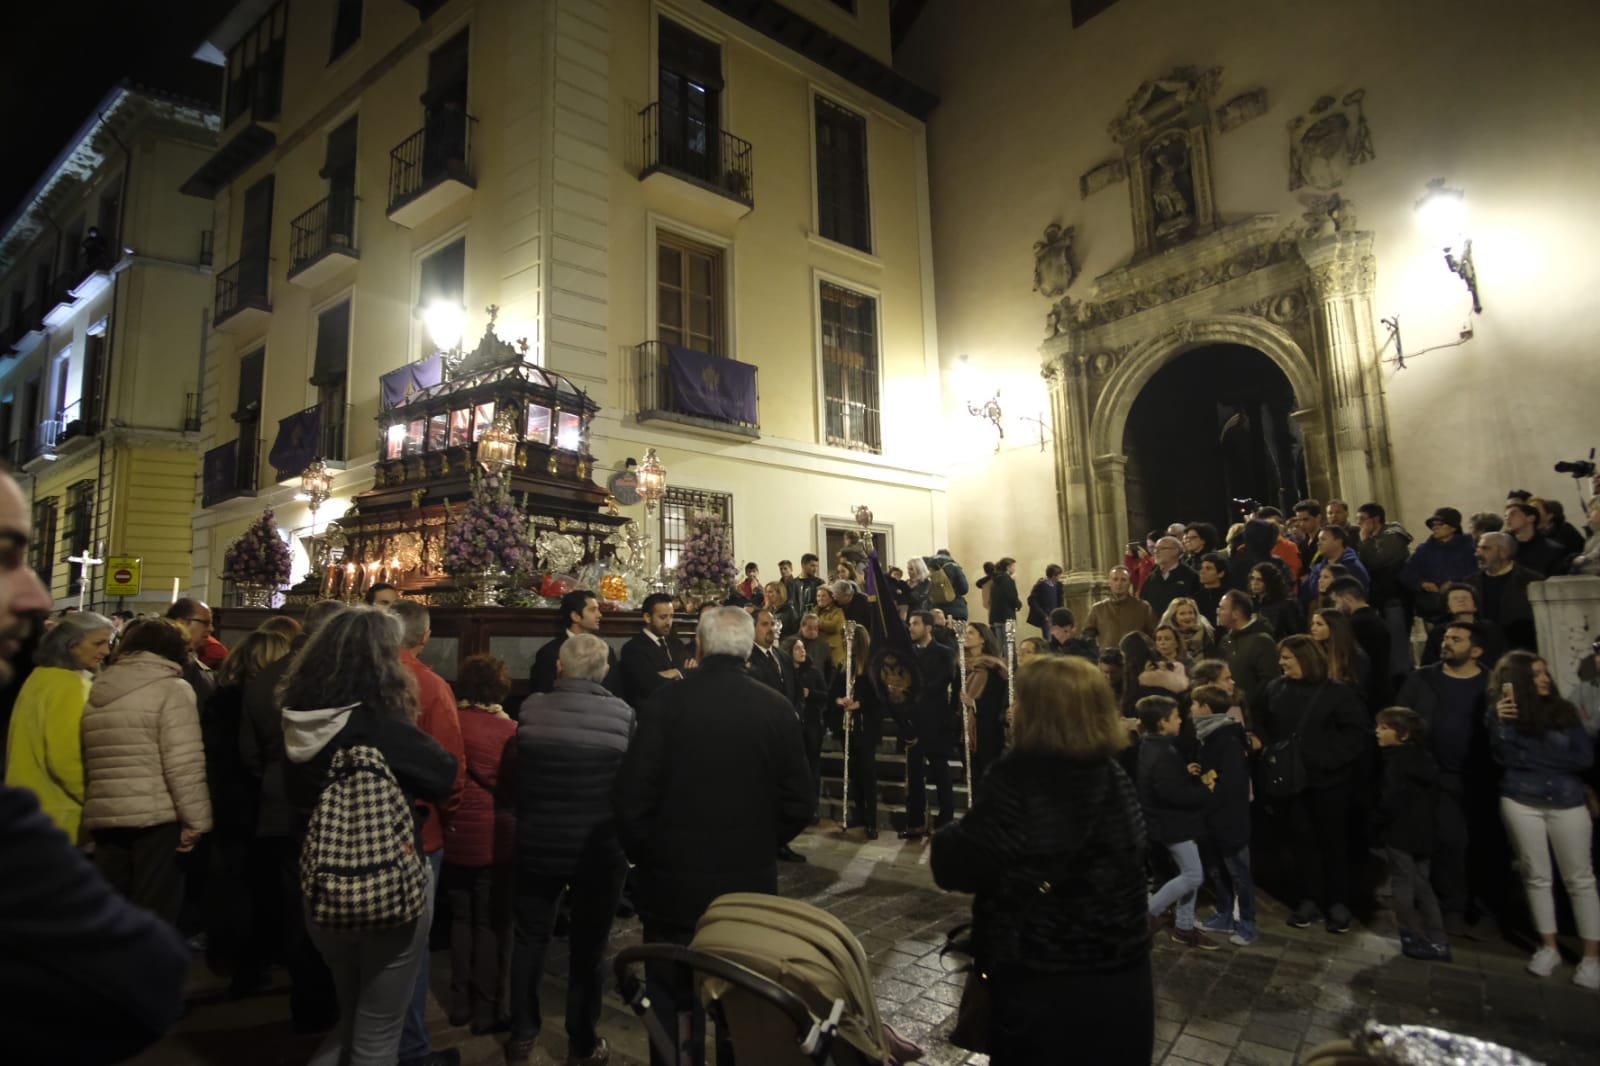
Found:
[299,459,332,534]
[636,448,668,583]
[1415,178,1481,313]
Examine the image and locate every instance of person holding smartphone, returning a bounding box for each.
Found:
[1488,651,1599,989]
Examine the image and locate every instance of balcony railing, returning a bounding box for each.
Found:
[214,257,271,326]
[32,416,62,460]
[321,402,348,463]
[56,399,94,445]
[387,113,477,216]
[202,437,261,507]
[635,340,759,437]
[639,102,754,206]
[183,392,202,433]
[288,194,357,277]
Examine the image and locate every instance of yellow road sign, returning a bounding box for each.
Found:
[105,556,142,596]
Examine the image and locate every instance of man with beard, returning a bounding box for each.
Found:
[1470,533,1539,651]
[619,593,691,709]
[794,553,825,613]
[531,589,620,695]
[0,470,190,1062]
[1396,621,1495,939]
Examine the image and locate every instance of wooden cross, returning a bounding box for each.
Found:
[67,541,104,611]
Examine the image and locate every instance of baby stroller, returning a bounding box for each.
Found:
[614,893,920,1066]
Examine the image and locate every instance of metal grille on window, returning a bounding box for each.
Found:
[659,487,732,575]
[820,282,882,454]
[64,480,94,595]
[815,97,870,252]
[30,498,57,586]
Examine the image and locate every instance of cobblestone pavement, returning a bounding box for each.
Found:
[139,825,1598,1065]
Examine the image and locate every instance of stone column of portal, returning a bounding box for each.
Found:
[1301,233,1396,508]
[1291,406,1334,503]
[1046,353,1099,619]
[1092,453,1130,578]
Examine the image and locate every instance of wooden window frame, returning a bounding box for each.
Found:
[655,230,725,356]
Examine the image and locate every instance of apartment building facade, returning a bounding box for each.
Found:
[187,0,945,600]
[0,81,219,610]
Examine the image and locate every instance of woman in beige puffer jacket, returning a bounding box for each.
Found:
[81,619,212,924]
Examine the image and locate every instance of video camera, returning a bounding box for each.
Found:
[1554,448,1596,480]
[1232,497,1262,518]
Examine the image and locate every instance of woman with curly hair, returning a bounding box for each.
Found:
[1249,561,1304,637]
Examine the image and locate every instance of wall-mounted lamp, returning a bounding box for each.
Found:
[966,390,1004,452]
[1415,178,1481,314]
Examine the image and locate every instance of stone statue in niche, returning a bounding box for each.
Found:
[1032,222,1078,298]
[1287,89,1374,191]
[1148,134,1196,243]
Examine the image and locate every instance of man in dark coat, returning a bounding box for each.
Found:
[748,608,807,862]
[612,607,812,1066]
[1045,607,1098,661]
[924,549,971,621]
[617,593,690,710]
[1329,577,1394,708]
[1469,533,1540,651]
[1140,537,1200,619]
[902,611,956,838]
[507,634,635,1065]
[530,589,621,696]
[1025,564,1063,636]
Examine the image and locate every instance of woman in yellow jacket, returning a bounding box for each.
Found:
[814,584,848,666]
[3,612,115,843]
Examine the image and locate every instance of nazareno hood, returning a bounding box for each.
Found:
[282,703,362,764]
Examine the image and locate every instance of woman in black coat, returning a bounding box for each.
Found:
[1249,561,1304,637]
[1253,635,1370,934]
[933,656,1152,1065]
[961,622,1011,784]
[783,635,829,823]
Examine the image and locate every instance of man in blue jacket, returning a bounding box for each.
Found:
[1400,507,1478,624]
[1301,524,1370,605]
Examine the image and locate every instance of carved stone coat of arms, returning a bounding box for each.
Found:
[1032,223,1078,298]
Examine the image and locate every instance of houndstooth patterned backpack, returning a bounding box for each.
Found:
[300,744,430,932]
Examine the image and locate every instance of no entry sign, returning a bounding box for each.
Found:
[105,556,142,596]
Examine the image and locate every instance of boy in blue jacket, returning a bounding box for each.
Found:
[1190,683,1259,946]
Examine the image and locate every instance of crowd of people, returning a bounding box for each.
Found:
[4,462,1600,1065]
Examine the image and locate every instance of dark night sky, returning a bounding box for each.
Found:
[0,0,225,215]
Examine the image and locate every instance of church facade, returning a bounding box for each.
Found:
[897,0,1600,605]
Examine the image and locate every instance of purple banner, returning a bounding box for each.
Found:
[665,345,758,426]
[380,353,443,409]
[203,440,238,502]
[268,406,322,480]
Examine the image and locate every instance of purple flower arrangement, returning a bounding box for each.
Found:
[223,510,294,587]
[675,511,737,598]
[443,470,534,575]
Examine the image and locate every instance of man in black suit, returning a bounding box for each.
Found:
[618,593,691,709]
[530,589,620,695]
[747,609,800,709]
[747,609,806,861]
[902,611,956,839]
[613,606,813,1066]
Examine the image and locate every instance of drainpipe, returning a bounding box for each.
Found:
[96,112,133,436]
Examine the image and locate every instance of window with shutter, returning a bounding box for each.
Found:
[819,282,881,454]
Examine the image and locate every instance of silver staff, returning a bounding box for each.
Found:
[954,618,972,803]
[1004,619,1017,710]
[841,620,858,832]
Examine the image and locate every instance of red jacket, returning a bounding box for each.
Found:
[444,704,516,867]
[1122,551,1156,595]
[1272,536,1304,582]
[401,649,466,854]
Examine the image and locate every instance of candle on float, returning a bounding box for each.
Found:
[171,577,180,604]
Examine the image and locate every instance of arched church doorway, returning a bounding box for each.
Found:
[1122,344,1308,538]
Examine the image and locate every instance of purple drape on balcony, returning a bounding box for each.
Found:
[380,353,444,408]
[665,344,757,425]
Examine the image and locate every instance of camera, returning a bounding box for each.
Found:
[1232,496,1262,518]
[1554,448,1596,479]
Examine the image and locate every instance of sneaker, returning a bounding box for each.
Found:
[1527,946,1562,978]
[1288,900,1321,929]
[567,1038,610,1066]
[1199,912,1235,934]
[1169,926,1221,951]
[1573,958,1600,991]
[1402,938,1452,963]
[1325,904,1353,934]
[1228,920,1257,947]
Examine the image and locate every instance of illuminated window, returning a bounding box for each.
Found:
[819,282,881,454]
